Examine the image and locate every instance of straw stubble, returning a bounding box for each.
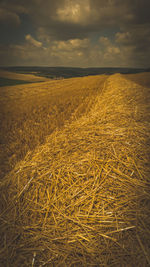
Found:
[0,73,150,266]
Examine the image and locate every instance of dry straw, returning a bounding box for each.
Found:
[0,74,150,266]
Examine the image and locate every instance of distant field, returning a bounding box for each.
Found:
[1,66,148,79]
[0,77,34,87]
[0,73,150,266]
[0,70,50,86]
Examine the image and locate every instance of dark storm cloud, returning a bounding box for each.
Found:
[1,0,150,39]
[129,0,150,24]
[0,7,20,25]
[0,0,150,67]
[116,25,150,49]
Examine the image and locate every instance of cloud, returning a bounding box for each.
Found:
[56,0,91,25]
[115,31,131,45]
[1,0,150,40]
[52,38,89,51]
[99,37,111,46]
[0,7,20,25]
[0,30,149,68]
[114,25,150,67]
[0,36,122,67]
[25,34,43,48]
[0,36,90,67]
[92,0,150,25]
[0,0,135,40]
[37,27,51,44]
[25,0,134,40]
[0,0,150,67]
[116,25,150,50]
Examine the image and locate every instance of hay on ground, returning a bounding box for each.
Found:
[0,74,150,266]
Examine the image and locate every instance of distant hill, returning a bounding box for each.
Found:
[0,66,148,79]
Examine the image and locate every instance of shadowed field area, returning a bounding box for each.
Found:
[0,70,49,83]
[125,72,150,88]
[0,73,150,266]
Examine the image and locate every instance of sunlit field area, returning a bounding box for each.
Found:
[0,74,106,178]
[0,72,150,266]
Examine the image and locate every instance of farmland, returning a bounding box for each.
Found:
[0,72,150,266]
[0,74,106,177]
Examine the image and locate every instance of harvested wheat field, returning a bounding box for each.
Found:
[0,75,106,178]
[0,73,150,266]
[0,70,49,82]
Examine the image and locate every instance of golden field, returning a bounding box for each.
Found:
[0,73,150,266]
[0,75,106,177]
[0,70,49,82]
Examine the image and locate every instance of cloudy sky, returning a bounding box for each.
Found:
[0,0,150,67]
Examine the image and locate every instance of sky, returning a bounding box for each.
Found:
[0,0,150,68]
